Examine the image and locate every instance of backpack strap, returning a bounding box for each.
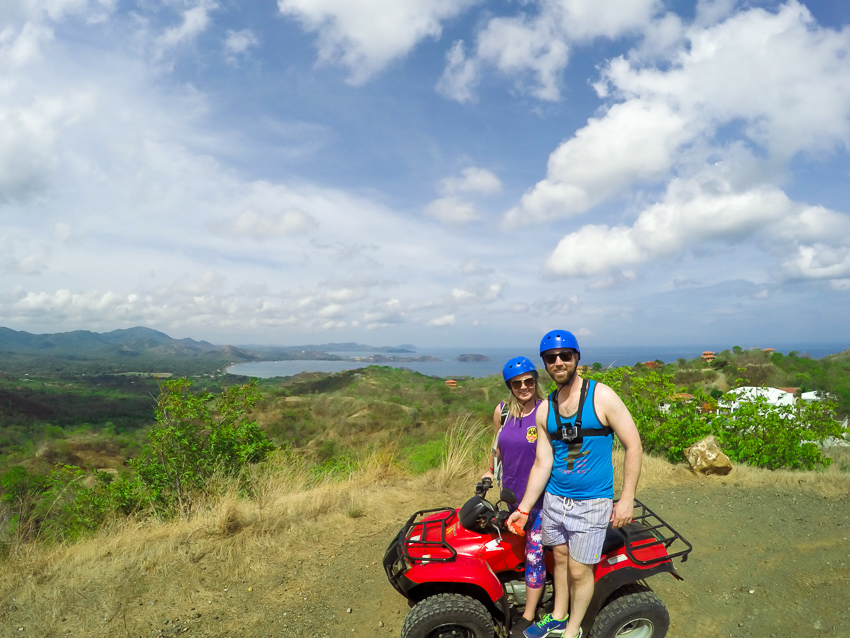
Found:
[549,379,613,442]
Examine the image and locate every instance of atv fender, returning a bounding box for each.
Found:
[404,553,505,603]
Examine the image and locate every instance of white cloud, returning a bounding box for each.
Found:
[783,245,850,281]
[427,313,455,327]
[224,28,259,64]
[440,0,661,103]
[1,0,116,23]
[438,166,502,196]
[543,171,850,286]
[425,197,479,225]
[507,1,850,294]
[425,166,501,226]
[277,0,477,84]
[451,282,502,305]
[475,13,569,101]
[214,208,315,240]
[436,40,479,103]
[504,100,689,225]
[600,2,850,159]
[154,0,217,62]
[0,21,54,67]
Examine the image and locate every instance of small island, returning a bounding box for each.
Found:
[455,353,490,362]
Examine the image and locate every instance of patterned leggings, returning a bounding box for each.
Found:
[524,508,546,589]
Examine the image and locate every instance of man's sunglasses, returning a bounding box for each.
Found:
[510,378,536,390]
[543,351,577,366]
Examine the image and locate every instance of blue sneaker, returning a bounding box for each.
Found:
[523,613,569,638]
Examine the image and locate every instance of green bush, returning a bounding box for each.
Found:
[131,378,275,517]
[584,368,844,470]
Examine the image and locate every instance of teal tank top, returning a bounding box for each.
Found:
[545,379,614,500]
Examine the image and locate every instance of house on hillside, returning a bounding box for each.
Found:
[658,392,695,414]
[721,386,796,410]
[701,350,715,361]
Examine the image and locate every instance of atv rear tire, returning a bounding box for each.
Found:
[402,593,494,638]
[587,583,669,638]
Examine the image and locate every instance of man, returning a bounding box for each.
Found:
[506,330,642,638]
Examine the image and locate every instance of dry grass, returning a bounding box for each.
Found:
[436,414,489,488]
[613,447,850,499]
[1,432,848,636]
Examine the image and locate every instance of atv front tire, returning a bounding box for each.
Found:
[402,593,493,638]
[587,583,669,638]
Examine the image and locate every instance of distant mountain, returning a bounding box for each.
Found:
[0,326,253,360]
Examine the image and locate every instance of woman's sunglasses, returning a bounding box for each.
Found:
[510,378,536,390]
[543,351,577,365]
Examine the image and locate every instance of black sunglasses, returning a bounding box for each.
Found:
[543,351,577,366]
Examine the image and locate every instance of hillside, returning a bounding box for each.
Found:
[0,326,251,360]
[0,456,847,638]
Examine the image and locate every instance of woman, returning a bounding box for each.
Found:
[483,356,547,637]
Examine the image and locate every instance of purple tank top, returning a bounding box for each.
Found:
[497,401,544,510]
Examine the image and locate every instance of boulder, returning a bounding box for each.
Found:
[685,435,733,475]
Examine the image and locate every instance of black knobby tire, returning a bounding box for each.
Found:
[402,593,494,638]
[587,583,669,638]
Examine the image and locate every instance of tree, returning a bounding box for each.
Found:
[132,378,275,516]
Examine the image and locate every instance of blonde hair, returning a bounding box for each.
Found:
[503,379,547,419]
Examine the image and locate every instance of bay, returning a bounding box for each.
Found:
[226,342,848,379]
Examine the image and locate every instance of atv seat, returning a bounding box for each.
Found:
[600,521,655,556]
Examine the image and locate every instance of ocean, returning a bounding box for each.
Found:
[226,342,848,379]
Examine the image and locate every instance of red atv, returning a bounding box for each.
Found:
[383,478,691,638]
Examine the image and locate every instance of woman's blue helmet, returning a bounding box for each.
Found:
[502,356,538,386]
[539,330,580,358]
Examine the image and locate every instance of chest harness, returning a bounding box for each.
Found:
[550,378,613,443]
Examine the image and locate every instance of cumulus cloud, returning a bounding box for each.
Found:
[599,1,850,159]
[504,100,689,225]
[505,2,850,291]
[277,0,477,84]
[543,170,850,285]
[440,0,660,102]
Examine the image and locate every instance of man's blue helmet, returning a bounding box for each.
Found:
[502,356,538,385]
[539,330,580,358]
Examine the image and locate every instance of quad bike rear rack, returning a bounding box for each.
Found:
[619,499,693,567]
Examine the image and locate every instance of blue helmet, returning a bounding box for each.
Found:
[539,330,580,358]
[502,356,538,386]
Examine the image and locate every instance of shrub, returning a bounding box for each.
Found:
[131,378,275,517]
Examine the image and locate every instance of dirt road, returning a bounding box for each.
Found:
[270,481,849,638]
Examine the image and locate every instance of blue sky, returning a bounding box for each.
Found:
[1,0,849,350]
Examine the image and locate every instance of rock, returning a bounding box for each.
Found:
[685,435,733,475]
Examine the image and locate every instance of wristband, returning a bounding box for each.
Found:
[516,507,529,517]
[488,467,494,472]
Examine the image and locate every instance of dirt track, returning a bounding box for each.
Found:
[273,481,850,638]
